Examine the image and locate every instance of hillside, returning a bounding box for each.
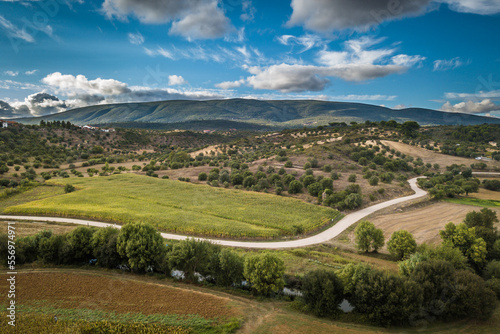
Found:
[14,99,500,128]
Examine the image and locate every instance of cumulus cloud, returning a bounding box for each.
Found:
[441,99,500,114]
[102,0,232,40]
[4,71,18,77]
[287,0,500,33]
[167,75,187,86]
[4,92,67,117]
[127,32,144,45]
[433,57,466,71]
[240,37,423,92]
[42,72,131,97]
[215,79,245,90]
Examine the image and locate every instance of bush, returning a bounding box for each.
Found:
[307,182,323,197]
[387,230,417,260]
[288,180,303,194]
[169,238,218,282]
[348,174,357,182]
[91,227,123,268]
[64,184,75,193]
[368,176,379,186]
[302,270,344,317]
[343,193,362,210]
[198,172,207,181]
[484,260,500,280]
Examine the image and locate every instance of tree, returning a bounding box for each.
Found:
[244,253,285,296]
[209,248,244,287]
[348,174,356,182]
[387,230,417,260]
[343,193,362,210]
[336,263,372,297]
[352,269,423,326]
[307,182,323,197]
[198,172,207,181]
[64,184,75,193]
[484,260,500,280]
[448,270,497,320]
[354,221,384,253]
[168,238,218,282]
[440,222,487,269]
[302,270,344,317]
[288,180,303,194]
[117,222,166,272]
[66,226,95,263]
[410,260,457,320]
[464,208,498,230]
[91,227,123,268]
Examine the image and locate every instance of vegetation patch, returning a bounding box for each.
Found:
[3,174,340,239]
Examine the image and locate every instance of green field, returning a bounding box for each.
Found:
[445,197,500,208]
[3,174,340,239]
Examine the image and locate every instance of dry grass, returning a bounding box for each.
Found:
[0,221,78,237]
[381,140,500,171]
[362,201,500,247]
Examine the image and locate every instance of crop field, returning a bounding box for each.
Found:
[0,271,241,333]
[2,174,341,239]
[363,201,500,246]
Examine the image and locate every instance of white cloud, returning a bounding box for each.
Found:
[25,69,38,75]
[286,0,500,33]
[0,15,35,42]
[433,57,465,71]
[4,71,18,77]
[331,94,397,101]
[241,37,423,93]
[7,92,67,117]
[441,99,500,114]
[439,0,500,15]
[102,0,233,40]
[127,32,144,45]
[240,1,256,21]
[287,0,431,32]
[42,72,131,97]
[277,34,326,53]
[168,75,187,86]
[215,79,245,90]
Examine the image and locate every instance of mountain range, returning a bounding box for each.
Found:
[13,99,500,130]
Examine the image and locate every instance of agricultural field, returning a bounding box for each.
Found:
[0,271,242,333]
[359,201,500,246]
[3,174,341,239]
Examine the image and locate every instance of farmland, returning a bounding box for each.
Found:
[3,174,341,239]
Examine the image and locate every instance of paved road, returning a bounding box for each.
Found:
[0,177,427,249]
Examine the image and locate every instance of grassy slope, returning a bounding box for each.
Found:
[3,174,340,239]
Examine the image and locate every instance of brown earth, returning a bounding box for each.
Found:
[1,272,238,319]
[0,221,78,237]
[361,201,500,247]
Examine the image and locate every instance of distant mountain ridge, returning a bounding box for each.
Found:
[14,99,500,129]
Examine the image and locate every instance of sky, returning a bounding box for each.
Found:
[0,0,499,119]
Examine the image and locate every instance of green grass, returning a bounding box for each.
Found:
[3,174,341,239]
[444,197,500,208]
[0,185,65,212]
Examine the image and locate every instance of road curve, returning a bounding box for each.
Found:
[0,177,427,249]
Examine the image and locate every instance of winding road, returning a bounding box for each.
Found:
[0,177,427,249]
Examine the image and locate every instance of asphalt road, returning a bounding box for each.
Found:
[0,177,427,249]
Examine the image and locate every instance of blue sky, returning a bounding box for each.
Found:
[0,0,499,118]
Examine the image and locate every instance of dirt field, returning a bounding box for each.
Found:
[469,187,500,201]
[361,201,500,246]
[1,272,239,319]
[381,140,500,171]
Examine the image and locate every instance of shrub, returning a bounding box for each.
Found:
[369,176,379,186]
[198,172,207,181]
[64,184,75,193]
[348,174,357,182]
[288,180,303,194]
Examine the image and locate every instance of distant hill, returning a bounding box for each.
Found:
[14,99,500,129]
